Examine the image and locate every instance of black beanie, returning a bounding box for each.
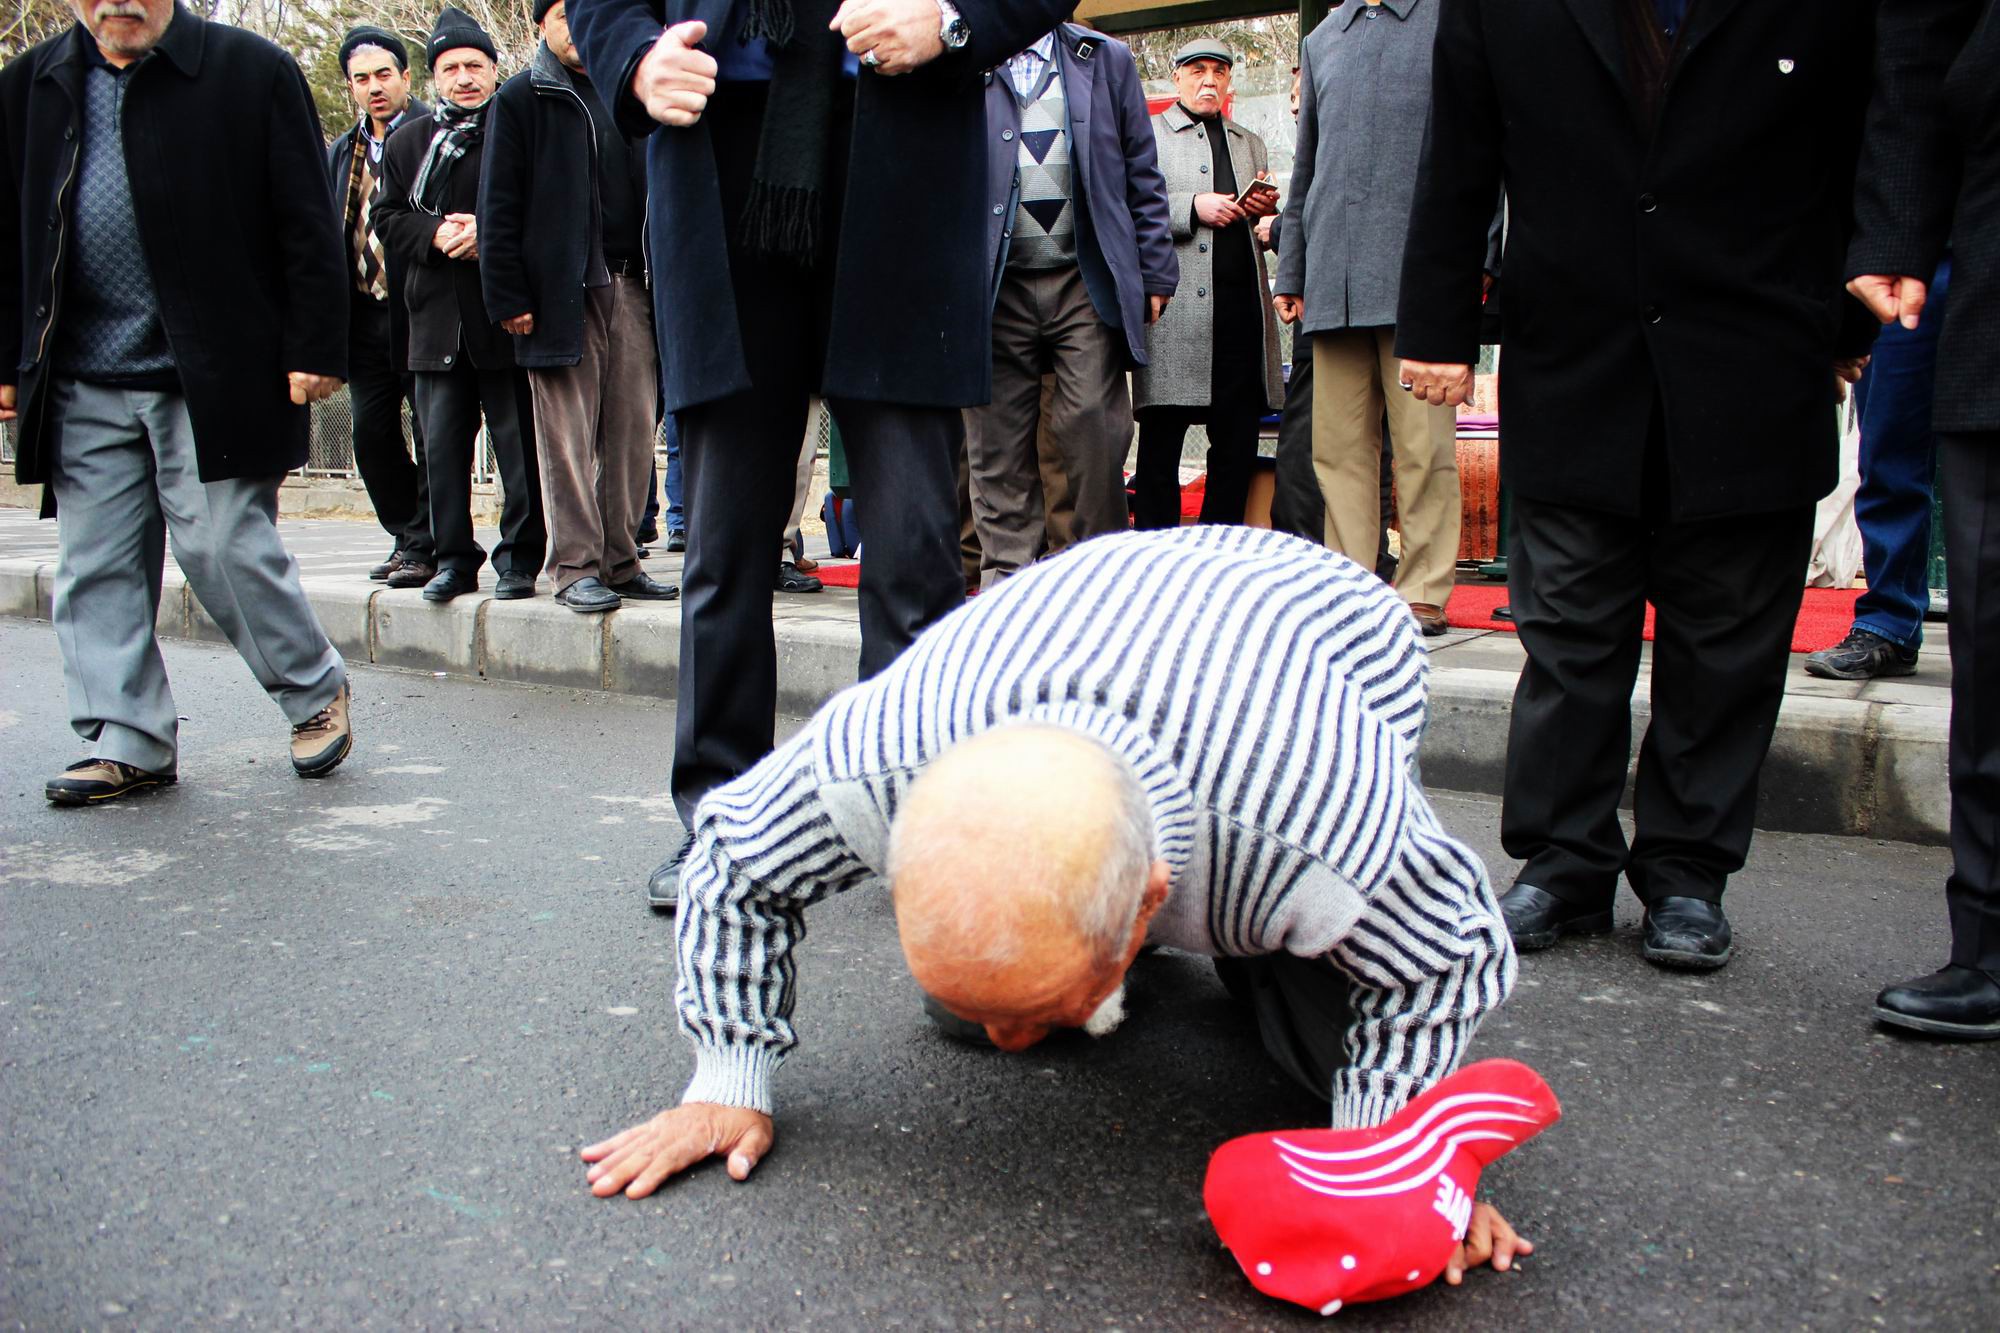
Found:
[427,5,498,70]
[532,0,561,25]
[339,24,409,75]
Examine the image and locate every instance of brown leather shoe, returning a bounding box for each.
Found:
[45,758,177,805]
[385,560,437,589]
[1408,602,1450,637]
[291,682,353,777]
[793,554,820,574]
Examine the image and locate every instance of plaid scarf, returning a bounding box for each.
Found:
[411,94,492,215]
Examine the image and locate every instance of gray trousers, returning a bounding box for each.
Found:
[526,274,659,592]
[963,265,1132,589]
[46,378,345,773]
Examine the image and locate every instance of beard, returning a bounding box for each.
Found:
[84,2,168,56]
[1082,984,1127,1039]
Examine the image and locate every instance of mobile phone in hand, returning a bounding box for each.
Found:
[1236,178,1278,207]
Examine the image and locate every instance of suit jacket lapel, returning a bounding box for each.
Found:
[1056,28,1096,203]
[1674,0,1755,69]
[1557,0,1628,89]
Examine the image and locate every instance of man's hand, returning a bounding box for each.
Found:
[1254,214,1276,249]
[1194,193,1246,229]
[0,384,16,423]
[500,313,536,336]
[1444,1201,1532,1285]
[1146,294,1170,325]
[1399,358,1474,407]
[1834,354,1871,404]
[832,0,945,76]
[440,213,478,260]
[1848,274,1928,331]
[287,372,343,406]
[431,217,463,254]
[580,1102,775,1199]
[1273,293,1302,325]
[1240,174,1279,219]
[634,20,717,127]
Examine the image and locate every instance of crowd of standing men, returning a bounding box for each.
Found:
[0,0,1996,1222]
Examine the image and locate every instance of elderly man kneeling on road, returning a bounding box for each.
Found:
[582,526,1528,1282]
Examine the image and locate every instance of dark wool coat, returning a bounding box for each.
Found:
[479,50,649,369]
[1396,0,1881,521]
[0,10,348,486]
[327,97,431,369]
[1848,0,1999,435]
[374,106,517,373]
[569,0,1078,414]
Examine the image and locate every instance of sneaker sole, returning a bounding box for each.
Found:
[45,773,176,805]
[1803,658,1919,681]
[645,885,678,913]
[293,731,352,779]
[1508,910,1613,953]
[1872,1006,2000,1039]
[1641,942,1733,971]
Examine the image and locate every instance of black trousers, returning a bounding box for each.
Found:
[348,294,431,560]
[414,362,544,579]
[1131,377,1266,530]
[1941,432,2000,972]
[671,84,964,822]
[1501,489,1814,907]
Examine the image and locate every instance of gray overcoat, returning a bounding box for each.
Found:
[1134,103,1284,412]
[1276,0,1498,333]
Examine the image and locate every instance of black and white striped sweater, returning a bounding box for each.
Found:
[673,526,1516,1129]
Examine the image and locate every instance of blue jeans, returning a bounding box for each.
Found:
[638,415,686,537]
[1850,256,1951,649]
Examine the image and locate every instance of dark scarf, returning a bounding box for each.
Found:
[412,94,493,214]
[1617,0,1694,124]
[738,0,845,266]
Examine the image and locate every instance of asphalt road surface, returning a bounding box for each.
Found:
[2,622,1995,1330]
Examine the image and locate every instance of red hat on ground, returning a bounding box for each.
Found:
[1204,1059,1560,1316]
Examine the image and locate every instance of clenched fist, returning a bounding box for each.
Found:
[635,20,718,127]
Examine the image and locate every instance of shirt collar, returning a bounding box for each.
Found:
[1342,0,1420,28]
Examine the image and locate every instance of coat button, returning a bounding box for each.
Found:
[1639,193,1658,213]
[64,126,75,140]
[1197,287,1207,297]
[1198,242,1208,252]
[1199,164,1209,173]
[443,354,454,365]
[1644,304,1662,324]
[993,205,1004,215]
[1002,130,1014,141]
[1003,228,1011,238]
[35,303,47,317]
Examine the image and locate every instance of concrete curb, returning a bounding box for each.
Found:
[0,555,1950,845]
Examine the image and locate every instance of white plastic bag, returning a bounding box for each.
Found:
[1807,399,1864,588]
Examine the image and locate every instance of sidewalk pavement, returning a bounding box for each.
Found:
[0,506,1951,845]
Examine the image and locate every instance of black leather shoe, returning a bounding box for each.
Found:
[493,571,536,600]
[556,576,620,613]
[1804,627,1918,681]
[647,830,693,912]
[637,519,660,545]
[422,568,478,602]
[777,559,823,594]
[1641,896,1733,970]
[608,572,679,601]
[1874,965,2000,1039]
[368,548,402,581]
[1498,882,1612,952]
[665,529,687,553]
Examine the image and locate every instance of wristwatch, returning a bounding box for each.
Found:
[936,0,970,51]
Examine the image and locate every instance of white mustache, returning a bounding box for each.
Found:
[93,3,148,18]
[1082,984,1126,1038]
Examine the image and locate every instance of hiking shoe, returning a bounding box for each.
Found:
[1804,627,1917,680]
[45,758,176,806]
[291,682,353,777]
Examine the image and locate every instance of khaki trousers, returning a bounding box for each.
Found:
[527,273,658,592]
[1311,327,1461,607]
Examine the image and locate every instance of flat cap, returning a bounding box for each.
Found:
[1171,37,1235,69]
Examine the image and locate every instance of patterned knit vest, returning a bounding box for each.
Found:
[1006,60,1076,272]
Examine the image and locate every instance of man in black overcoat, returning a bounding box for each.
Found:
[566,0,1077,908]
[1396,0,1879,969]
[0,0,356,800]
[1847,0,2000,1036]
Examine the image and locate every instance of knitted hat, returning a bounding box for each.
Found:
[532,0,562,25]
[427,5,497,70]
[1205,1059,1561,1315]
[339,24,409,74]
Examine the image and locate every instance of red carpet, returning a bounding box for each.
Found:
[815,561,861,589]
[1444,583,1863,654]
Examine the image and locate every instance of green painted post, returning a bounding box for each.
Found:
[1928,462,1948,594]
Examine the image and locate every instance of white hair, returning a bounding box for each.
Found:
[887,727,1156,971]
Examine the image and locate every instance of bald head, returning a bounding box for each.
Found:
[889,726,1169,1050]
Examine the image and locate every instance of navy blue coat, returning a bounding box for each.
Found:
[569,0,1077,413]
[981,25,1177,368]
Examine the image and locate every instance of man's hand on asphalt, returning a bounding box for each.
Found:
[287,372,343,406]
[1273,293,1302,325]
[1399,358,1474,407]
[1444,1201,1532,1285]
[500,313,536,336]
[1847,273,1927,330]
[1194,193,1246,229]
[0,383,15,423]
[581,1102,775,1198]
[1147,294,1170,325]
[635,20,717,127]
[1834,354,1871,403]
[832,0,944,75]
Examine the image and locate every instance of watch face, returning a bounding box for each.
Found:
[945,18,970,48]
